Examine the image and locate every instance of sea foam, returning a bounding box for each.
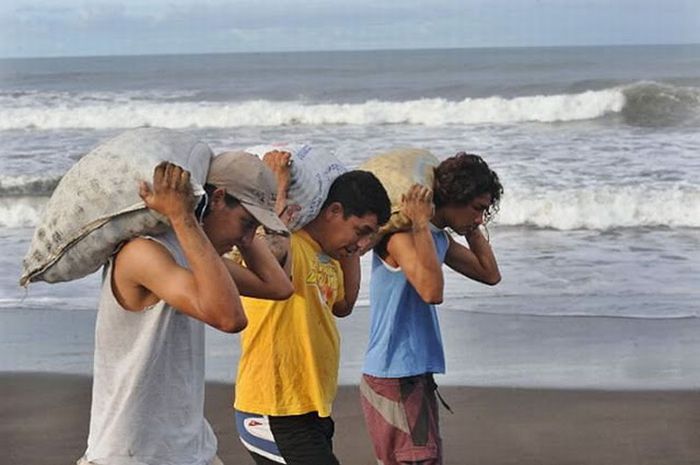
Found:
[0,88,626,129]
[4,184,699,230]
[497,185,700,230]
[3,81,696,129]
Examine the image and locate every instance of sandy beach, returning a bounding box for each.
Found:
[3,373,700,465]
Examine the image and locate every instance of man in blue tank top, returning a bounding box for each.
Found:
[361,153,503,465]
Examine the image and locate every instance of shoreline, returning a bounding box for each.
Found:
[7,305,700,389]
[4,372,700,465]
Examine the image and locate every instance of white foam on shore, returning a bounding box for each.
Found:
[496,185,700,230]
[0,198,46,228]
[3,183,699,230]
[0,175,60,197]
[0,89,625,129]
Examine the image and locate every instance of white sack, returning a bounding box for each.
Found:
[244,143,347,231]
[20,127,212,286]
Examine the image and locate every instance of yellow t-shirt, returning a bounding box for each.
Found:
[234,230,345,418]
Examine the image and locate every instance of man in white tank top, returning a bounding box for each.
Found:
[78,152,294,465]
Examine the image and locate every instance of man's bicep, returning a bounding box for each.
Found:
[385,232,417,268]
[117,239,199,313]
[386,231,444,303]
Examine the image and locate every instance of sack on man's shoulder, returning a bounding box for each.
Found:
[359,148,438,236]
[244,143,347,231]
[20,127,212,286]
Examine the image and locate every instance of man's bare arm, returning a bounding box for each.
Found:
[262,149,297,274]
[384,185,444,304]
[221,149,299,299]
[332,255,360,317]
[113,162,247,333]
[223,236,293,300]
[444,228,501,285]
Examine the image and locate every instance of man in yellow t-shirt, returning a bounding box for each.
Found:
[234,153,390,465]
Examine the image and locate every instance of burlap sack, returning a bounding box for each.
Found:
[244,143,347,231]
[20,128,212,286]
[359,148,439,235]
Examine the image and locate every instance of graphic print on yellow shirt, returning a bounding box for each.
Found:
[306,253,340,308]
[235,230,345,418]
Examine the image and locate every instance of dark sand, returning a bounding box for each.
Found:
[3,373,700,465]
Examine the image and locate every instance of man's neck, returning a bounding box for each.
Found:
[301,220,325,249]
[430,209,446,230]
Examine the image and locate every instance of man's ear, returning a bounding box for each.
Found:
[209,187,227,210]
[323,201,344,219]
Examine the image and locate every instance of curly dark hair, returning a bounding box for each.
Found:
[433,153,503,223]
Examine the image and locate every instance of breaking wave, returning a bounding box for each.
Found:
[1,81,697,130]
[3,182,699,230]
[0,87,627,129]
[496,184,700,230]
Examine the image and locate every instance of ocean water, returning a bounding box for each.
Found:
[1,45,699,388]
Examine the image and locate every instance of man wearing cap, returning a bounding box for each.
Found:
[78,152,293,465]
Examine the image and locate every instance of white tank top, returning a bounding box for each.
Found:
[85,231,217,465]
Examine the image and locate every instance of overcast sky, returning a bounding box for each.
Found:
[1,0,699,58]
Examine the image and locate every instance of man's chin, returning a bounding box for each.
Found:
[336,248,359,259]
[325,248,349,260]
[326,251,342,260]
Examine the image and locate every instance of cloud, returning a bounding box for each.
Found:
[0,0,698,57]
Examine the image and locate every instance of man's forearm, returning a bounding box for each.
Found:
[170,214,245,330]
[465,228,501,283]
[333,255,360,317]
[239,235,289,280]
[262,232,291,272]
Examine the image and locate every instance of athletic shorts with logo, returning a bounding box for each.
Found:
[236,410,339,465]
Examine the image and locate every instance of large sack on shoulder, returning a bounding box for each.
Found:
[359,148,439,235]
[244,143,347,231]
[20,127,212,286]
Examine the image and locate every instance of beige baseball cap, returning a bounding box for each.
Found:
[207,151,288,235]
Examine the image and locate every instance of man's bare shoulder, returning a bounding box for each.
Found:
[116,237,172,260]
[113,237,178,279]
[385,230,415,252]
[111,237,183,310]
[377,231,413,267]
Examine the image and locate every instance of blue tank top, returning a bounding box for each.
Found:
[363,226,450,378]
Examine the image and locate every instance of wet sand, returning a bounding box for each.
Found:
[3,372,700,465]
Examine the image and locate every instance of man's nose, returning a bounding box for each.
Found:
[474,212,485,225]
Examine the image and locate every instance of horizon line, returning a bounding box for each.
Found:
[2,41,699,61]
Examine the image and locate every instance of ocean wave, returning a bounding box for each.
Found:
[621,81,700,127]
[0,88,626,129]
[0,175,61,197]
[495,185,700,230]
[0,197,46,228]
[3,184,699,230]
[1,81,696,129]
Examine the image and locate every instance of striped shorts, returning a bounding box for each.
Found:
[360,373,442,465]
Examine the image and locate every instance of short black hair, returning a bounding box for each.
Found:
[433,153,503,223]
[195,183,241,218]
[322,171,391,225]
